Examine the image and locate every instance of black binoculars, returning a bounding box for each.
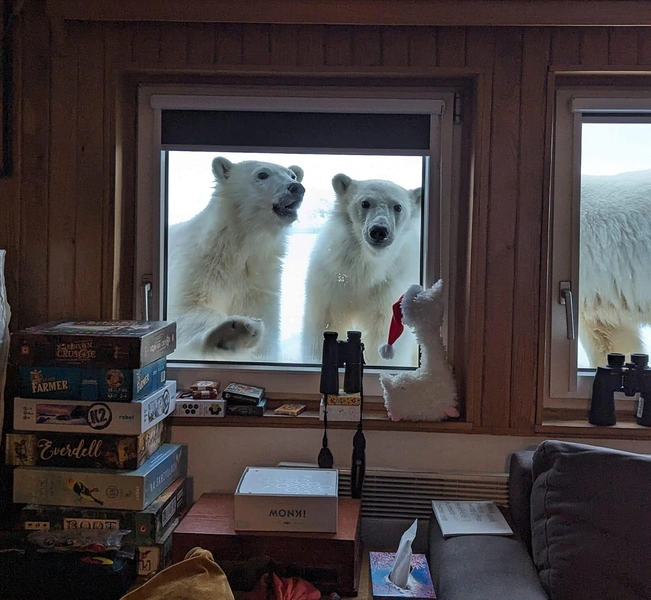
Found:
[589,353,651,427]
[319,331,364,396]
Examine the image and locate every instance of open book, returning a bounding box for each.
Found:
[431,500,513,537]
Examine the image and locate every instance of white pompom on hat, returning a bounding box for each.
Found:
[378,295,405,360]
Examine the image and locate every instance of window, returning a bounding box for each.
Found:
[547,88,651,407]
[136,84,462,399]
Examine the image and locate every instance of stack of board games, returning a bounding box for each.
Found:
[222,381,267,416]
[5,320,190,580]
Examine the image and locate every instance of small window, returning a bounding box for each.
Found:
[136,84,462,399]
[547,89,651,406]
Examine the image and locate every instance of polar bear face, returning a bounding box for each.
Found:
[332,174,421,252]
[212,157,305,226]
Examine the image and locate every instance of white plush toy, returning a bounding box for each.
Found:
[378,280,460,422]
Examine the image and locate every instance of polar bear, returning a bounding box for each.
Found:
[303,174,421,365]
[167,157,305,360]
[579,169,651,366]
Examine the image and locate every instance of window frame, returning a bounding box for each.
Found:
[546,87,651,408]
[136,83,461,398]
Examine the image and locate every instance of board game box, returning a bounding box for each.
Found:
[222,382,265,405]
[19,476,191,546]
[11,320,176,369]
[5,420,169,470]
[17,357,167,402]
[13,443,187,511]
[225,398,267,416]
[137,517,177,576]
[13,380,176,435]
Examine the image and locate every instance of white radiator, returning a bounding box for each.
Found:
[278,463,509,520]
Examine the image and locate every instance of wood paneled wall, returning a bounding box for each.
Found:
[2,0,651,433]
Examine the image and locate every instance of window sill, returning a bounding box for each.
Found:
[170,408,473,433]
[537,414,651,440]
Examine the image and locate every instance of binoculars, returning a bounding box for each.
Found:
[319,331,364,396]
[589,353,651,427]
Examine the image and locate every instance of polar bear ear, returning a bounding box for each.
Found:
[288,165,304,183]
[332,173,353,196]
[212,157,234,182]
[410,187,423,206]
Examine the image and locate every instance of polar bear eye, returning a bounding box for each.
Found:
[257,172,269,180]
[394,204,402,212]
[361,200,371,209]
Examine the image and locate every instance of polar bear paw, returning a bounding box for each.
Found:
[202,317,265,353]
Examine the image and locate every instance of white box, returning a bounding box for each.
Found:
[234,467,338,533]
[319,399,361,422]
[13,381,177,435]
[173,397,225,417]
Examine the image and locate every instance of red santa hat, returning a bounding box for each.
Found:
[378,295,405,360]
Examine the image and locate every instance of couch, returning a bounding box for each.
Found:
[427,440,651,600]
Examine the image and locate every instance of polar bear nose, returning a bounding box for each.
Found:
[288,182,305,195]
[370,225,389,242]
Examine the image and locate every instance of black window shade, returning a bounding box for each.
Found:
[161,110,430,151]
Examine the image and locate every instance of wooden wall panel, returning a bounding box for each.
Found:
[47,28,77,321]
[639,29,651,65]
[325,26,353,66]
[478,27,523,428]
[215,24,243,65]
[73,23,105,319]
[187,23,215,65]
[270,25,299,66]
[609,27,639,65]
[580,28,609,68]
[551,27,581,64]
[380,27,409,67]
[18,1,50,329]
[437,27,466,68]
[159,23,189,65]
[407,27,437,67]
[297,26,325,67]
[463,27,495,427]
[7,2,651,435]
[242,25,271,65]
[510,27,550,431]
[352,27,382,66]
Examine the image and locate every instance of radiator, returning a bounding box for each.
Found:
[278,463,509,520]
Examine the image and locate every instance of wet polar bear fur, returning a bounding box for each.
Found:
[167,157,305,360]
[303,174,421,365]
[580,169,651,366]
[379,281,459,422]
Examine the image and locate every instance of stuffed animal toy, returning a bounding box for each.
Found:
[378,280,460,422]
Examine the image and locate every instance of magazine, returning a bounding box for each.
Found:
[431,500,513,537]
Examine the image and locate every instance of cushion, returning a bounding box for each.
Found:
[531,440,651,600]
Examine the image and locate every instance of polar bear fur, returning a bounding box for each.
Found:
[379,281,459,421]
[167,157,305,360]
[303,174,421,365]
[580,169,651,366]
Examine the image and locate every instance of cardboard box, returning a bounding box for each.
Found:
[369,552,436,599]
[13,443,187,510]
[13,381,176,435]
[5,419,168,470]
[20,476,191,546]
[234,467,338,533]
[137,518,176,576]
[11,320,176,368]
[17,357,167,402]
[319,399,361,422]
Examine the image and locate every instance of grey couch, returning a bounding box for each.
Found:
[428,440,651,600]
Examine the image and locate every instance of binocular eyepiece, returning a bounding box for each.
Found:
[319,330,364,396]
[589,352,651,426]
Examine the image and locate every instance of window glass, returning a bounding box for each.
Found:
[578,123,651,369]
[165,151,424,368]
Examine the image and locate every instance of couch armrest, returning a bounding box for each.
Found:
[428,516,547,600]
[509,450,534,552]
